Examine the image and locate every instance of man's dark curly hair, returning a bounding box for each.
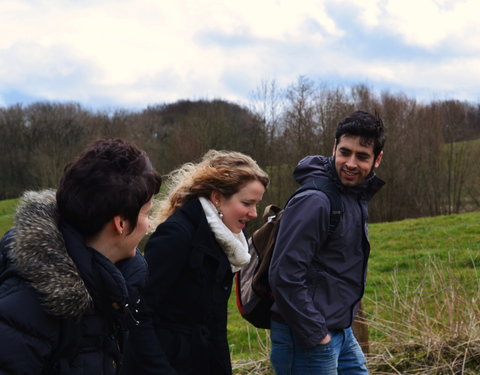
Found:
[56,138,162,237]
[335,110,386,158]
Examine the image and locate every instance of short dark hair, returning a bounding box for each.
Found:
[56,138,161,237]
[335,110,386,158]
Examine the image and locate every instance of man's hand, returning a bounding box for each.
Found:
[320,334,331,345]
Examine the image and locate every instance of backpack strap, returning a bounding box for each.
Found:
[289,176,343,236]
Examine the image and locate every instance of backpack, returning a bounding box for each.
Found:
[235,176,343,329]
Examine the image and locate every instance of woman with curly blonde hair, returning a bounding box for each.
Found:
[122,150,269,375]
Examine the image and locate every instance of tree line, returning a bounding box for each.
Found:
[1,77,480,226]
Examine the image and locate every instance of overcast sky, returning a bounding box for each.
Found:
[1,0,479,111]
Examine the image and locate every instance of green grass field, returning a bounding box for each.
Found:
[2,198,480,373]
[0,198,18,236]
[227,211,480,372]
[367,212,480,295]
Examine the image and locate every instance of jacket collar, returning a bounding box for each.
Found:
[9,189,130,319]
[327,156,385,200]
[9,190,92,318]
[175,199,230,264]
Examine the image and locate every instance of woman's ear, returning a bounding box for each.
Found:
[209,191,222,208]
[112,215,125,235]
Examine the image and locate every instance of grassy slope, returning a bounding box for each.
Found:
[227,211,480,366]
[368,212,480,294]
[0,198,18,236]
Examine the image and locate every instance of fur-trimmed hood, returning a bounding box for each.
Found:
[8,190,92,318]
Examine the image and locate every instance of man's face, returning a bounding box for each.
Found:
[333,135,383,187]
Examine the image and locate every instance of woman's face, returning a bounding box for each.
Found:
[213,180,265,233]
[121,198,153,259]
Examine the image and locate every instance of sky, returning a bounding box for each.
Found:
[1,0,480,111]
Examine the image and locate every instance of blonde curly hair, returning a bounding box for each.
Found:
[152,150,269,227]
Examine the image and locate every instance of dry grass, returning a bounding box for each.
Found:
[232,357,273,375]
[232,256,480,374]
[231,326,273,374]
[365,257,480,374]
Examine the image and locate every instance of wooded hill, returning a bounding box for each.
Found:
[1,79,479,224]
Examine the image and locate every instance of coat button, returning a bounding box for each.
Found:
[112,302,121,310]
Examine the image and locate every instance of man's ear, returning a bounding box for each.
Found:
[374,151,383,169]
[112,215,125,235]
[332,139,337,156]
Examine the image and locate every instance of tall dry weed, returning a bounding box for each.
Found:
[232,325,273,374]
[366,256,480,374]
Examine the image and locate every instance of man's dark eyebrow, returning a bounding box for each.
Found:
[357,151,372,158]
[339,147,371,158]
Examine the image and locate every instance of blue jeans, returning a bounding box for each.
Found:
[270,320,368,374]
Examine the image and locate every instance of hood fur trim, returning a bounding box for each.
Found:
[10,190,92,318]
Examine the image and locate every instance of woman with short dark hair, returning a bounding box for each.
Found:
[0,138,161,374]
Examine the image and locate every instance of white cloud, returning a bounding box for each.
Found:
[341,0,480,50]
[0,0,480,108]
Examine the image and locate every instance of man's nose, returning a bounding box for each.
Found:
[345,155,357,168]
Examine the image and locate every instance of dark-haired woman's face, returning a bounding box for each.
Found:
[119,198,153,260]
[217,180,265,233]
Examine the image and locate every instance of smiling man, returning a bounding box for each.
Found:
[269,111,386,374]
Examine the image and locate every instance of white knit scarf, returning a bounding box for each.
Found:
[199,197,251,272]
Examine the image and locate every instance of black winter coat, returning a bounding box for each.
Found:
[122,198,234,375]
[0,190,146,375]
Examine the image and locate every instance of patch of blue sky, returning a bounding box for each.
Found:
[0,90,43,108]
[0,88,119,112]
[305,71,469,104]
[196,29,260,49]
[324,2,453,62]
[220,70,256,101]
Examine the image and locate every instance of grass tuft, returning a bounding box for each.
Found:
[0,198,18,236]
[366,256,480,374]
